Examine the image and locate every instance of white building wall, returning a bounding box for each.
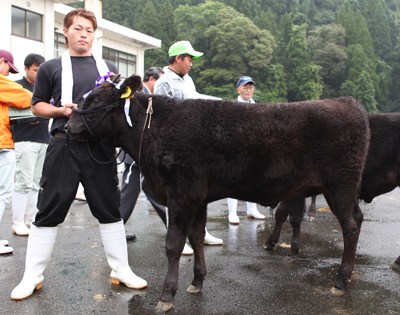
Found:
[1,0,160,81]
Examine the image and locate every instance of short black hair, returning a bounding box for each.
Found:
[24,53,45,69]
[143,67,164,82]
[168,54,187,65]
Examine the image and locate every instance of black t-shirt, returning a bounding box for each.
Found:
[31,56,117,135]
[12,77,50,143]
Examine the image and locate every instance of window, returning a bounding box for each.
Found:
[11,6,42,41]
[102,47,136,78]
[54,32,67,57]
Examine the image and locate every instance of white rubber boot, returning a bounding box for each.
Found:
[12,192,30,235]
[25,190,39,227]
[182,243,193,255]
[204,228,223,245]
[0,203,13,254]
[99,220,147,289]
[227,198,240,225]
[11,225,58,299]
[247,202,265,220]
[0,243,13,254]
[75,183,86,201]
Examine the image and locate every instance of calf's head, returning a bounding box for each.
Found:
[65,74,142,140]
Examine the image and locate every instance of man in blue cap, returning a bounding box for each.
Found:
[236,76,256,103]
[227,76,266,224]
[154,40,223,246]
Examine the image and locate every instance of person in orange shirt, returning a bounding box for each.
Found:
[0,50,32,255]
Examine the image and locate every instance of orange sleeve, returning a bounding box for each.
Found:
[0,75,32,109]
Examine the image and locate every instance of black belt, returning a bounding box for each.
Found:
[52,131,91,142]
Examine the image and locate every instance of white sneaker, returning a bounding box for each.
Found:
[204,229,223,245]
[0,244,13,255]
[228,214,240,225]
[247,203,265,220]
[0,240,9,246]
[182,243,193,255]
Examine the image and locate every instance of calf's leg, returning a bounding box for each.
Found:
[263,200,289,250]
[284,195,306,262]
[306,195,317,222]
[156,199,196,313]
[326,193,363,296]
[187,204,207,294]
[263,193,305,256]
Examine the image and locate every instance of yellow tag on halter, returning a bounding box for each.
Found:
[121,87,133,99]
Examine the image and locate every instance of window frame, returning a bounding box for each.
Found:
[11,6,43,42]
[54,32,67,58]
[102,46,136,78]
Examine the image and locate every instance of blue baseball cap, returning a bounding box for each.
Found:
[236,76,255,87]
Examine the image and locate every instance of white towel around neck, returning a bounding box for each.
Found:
[61,50,110,106]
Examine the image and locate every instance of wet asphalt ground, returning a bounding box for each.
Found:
[1,184,400,315]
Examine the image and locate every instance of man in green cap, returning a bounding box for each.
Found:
[154,40,220,100]
[154,40,223,246]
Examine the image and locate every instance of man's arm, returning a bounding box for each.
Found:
[32,102,77,119]
[0,77,32,108]
[153,81,174,98]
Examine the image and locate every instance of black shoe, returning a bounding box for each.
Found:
[125,234,137,242]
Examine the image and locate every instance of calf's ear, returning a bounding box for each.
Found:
[119,75,143,98]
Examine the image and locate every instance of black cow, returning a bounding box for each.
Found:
[266,113,400,270]
[64,74,370,312]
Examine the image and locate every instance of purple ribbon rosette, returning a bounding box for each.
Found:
[83,72,116,99]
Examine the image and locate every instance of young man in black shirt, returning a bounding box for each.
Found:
[12,8,147,300]
[11,53,48,236]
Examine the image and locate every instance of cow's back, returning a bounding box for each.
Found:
[139,96,369,205]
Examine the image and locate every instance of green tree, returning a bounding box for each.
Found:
[296,63,323,101]
[366,0,392,60]
[307,24,348,98]
[255,63,287,102]
[175,1,227,83]
[254,9,278,39]
[103,0,148,30]
[286,24,323,101]
[354,11,375,59]
[354,70,379,112]
[274,12,294,69]
[375,58,392,111]
[337,0,358,45]
[138,1,158,36]
[340,79,357,97]
[157,0,177,48]
[201,6,275,89]
[388,42,400,111]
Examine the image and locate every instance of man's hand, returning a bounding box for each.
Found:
[63,103,78,118]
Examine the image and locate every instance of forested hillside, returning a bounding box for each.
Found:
[96,0,400,111]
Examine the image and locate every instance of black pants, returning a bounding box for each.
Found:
[34,137,121,227]
[120,162,167,226]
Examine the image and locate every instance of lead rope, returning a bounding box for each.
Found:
[138,97,153,189]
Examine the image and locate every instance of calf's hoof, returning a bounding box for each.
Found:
[155,301,174,313]
[262,242,275,250]
[307,216,315,222]
[390,262,400,271]
[283,255,297,263]
[187,284,202,294]
[329,287,345,297]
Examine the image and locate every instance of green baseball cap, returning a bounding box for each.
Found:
[168,41,204,60]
